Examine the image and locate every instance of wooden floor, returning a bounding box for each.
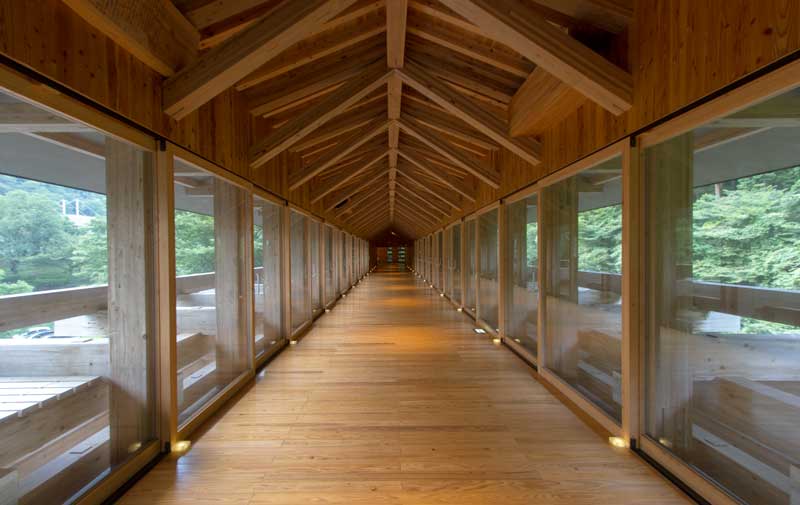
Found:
[119,265,691,504]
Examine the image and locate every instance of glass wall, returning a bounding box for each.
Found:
[174,157,250,426]
[505,194,539,358]
[339,232,347,294]
[253,196,283,359]
[309,219,322,317]
[324,225,336,305]
[0,91,158,503]
[543,155,623,422]
[643,89,800,505]
[290,210,309,333]
[464,220,477,314]
[443,228,451,295]
[478,209,499,331]
[437,231,444,291]
[452,224,462,304]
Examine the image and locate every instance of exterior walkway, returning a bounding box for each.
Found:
[119,266,691,504]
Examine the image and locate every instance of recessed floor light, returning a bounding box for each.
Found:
[474,328,486,334]
[492,337,501,345]
[608,436,627,448]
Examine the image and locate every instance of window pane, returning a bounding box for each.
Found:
[452,224,461,303]
[644,89,800,505]
[310,220,321,316]
[0,92,157,502]
[438,231,444,290]
[174,158,249,426]
[464,221,477,314]
[324,226,335,305]
[290,211,308,332]
[254,196,282,358]
[543,155,623,422]
[479,209,499,331]
[505,195,539,357]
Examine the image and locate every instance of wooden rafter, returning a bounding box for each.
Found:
[438,0,633,115]
[398,116,499,188]
[164,0,358,119]
[290,119,388,190]
[399,60,541,166]
[251,64,392,168]
[386,0,407,223]
[62,0,199,76]
[395,168,461,211]
[330,172,389,213]
[310,150,388,203]
[398,147,475,201]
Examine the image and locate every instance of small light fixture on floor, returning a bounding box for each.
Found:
[608,436,627,448]
[474,328,486,334]
[173,440,191,453]
[514,338,521,343]
[492,337,501,345]
[290,340,298,345]
[439,293,444,297]
[457,307,463,312]
[658,437,673,449]
[325,308,331,313]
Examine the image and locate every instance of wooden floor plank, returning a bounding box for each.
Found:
[119,265,690,504]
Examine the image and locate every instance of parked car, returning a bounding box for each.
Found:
[12,327,54,339]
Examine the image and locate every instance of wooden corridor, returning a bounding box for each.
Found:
[119,266,691,505]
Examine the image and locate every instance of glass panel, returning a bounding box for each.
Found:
[452,224,462,303]
[324,226,335,305]
[505,195,539,357]
[339,232,347,294]
[290,211,309,332]
[464,220,477,314]
[544,155,623,422]
[254,196,283,358]
[438,231,444,290]
[174,158,250,426]
[644,89,800,505]
[478,209,499,331]
[0,91,157,502]
[310,220,321,316]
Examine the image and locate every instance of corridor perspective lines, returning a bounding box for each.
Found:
[120,265,690,504]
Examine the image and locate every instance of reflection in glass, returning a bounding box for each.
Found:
[309,220,321,316]
[644,89,800,505]
[478,209,499,331]
[0,91,157,502]
[505,195,539,357]
[174,158,250,426]
[544,155,623,422]
[290,211,309,332]
[254,196,282,358]
[324,225,336,305]
[464,220,477,314]
[452,224,462,304]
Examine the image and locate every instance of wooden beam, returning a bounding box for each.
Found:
[395,178,449,215]
[62,0,199,76]
[398,147,475,201]
[330,172,389,213]
[163,0,357,119]
[386,0,408,69]
[404,103,497,150]
[251,64,392,168]
[24,132,104,159]
[291,120,388,190]
[246,44,384,117]
[0,103,92,133]
[310,149,388,202]
[396,168,461,210]
[399,60,541,166]
[293,104,385,152]
[438,0,632,115]
[509,67,587,137]
[394,197,437,226]
[234,8,386,91]
[398,116,499,188]
[395,188,443,222]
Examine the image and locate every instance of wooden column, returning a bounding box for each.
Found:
[645,133,694,453]
[498,203,507,338]
[213,179,247,381]
[106,139,154,463]
[261,202,282,343]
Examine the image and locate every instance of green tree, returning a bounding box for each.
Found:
[0,190,76,290]
[578,204,622,274]
[71,217,109,285]
[174,210,215,275]
[0,268,33,295]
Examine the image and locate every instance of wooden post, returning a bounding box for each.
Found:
[106,139,155,463]
[622,141,642,444]
[791,465,799,505]
[0,468,18,505]
[281,204,292,338]
[261,201,282,345]
[498,202,507,338]
[644,133,694,452]
[213,179,247,381]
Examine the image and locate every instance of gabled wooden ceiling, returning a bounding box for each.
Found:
[65,0,632,239]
